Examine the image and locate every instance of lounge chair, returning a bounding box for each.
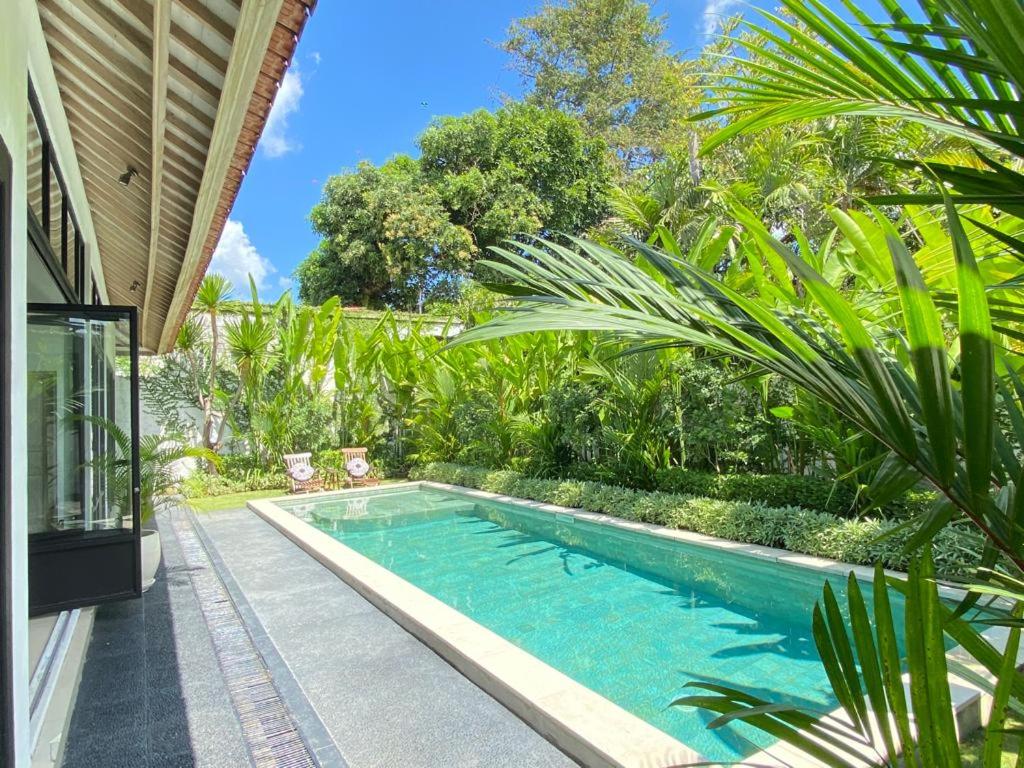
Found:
[283,451,323,494]
[341,447,380,488]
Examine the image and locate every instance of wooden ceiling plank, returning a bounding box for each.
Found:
[162,160,202,196]
[170,20,229,75]
[80,204,148,257]
[65,121,152,187]
[73,141,149,201]
[163,142,203,180]
[160,174,201,212]
[142,0,171,340]
[105,0,150,33]
[168,55,222,107]
[39,2,151,97]
[166,87,215,132]
[59,91,151,165]
[177,0,235,47]
[51,0,151,60]
[165,110,213,153]
[46,44,150,134]
[162,132,207,175]
[75,181,150,237]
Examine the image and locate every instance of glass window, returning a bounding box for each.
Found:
[26,105,44,229]
[27,85,83,301]
[64,215,74,275]
[27,310,137,537]
[48,164,63,263]
[27,239,66,304]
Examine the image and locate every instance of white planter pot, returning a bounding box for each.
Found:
[141,529,162,592]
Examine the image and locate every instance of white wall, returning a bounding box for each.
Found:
[116,371,209,480]
[1,4,32,763]
[1,2,109,763]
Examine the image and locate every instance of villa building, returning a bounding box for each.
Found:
[0,1,314,764]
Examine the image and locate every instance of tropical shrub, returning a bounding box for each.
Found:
[655,467,859,515]
[163,281,894,510]
[82,416,220,522]
[180,467,288,498]
[654,467,935,519]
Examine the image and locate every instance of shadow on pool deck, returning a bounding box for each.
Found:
[62,563,196,767]
[196,506,578,768]
[62,514,249,768]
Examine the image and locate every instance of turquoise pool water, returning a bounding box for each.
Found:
[279,485,898,761]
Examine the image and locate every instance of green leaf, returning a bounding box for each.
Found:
[983,603,1023,768]
[946,197,996,511]
[884,218,957,486]
[846,573,899,760]
[874,564,915,761]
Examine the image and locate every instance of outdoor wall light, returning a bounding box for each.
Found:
[118,166,138,186]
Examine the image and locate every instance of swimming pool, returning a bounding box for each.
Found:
[273,484,900,762]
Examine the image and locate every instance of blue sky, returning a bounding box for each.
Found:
[211,0,816,298]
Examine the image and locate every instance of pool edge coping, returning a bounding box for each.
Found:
[251,482,1022,768]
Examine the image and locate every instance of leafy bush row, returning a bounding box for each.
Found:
[180,467,288,498]
[409,462,980,578]
[653,467,933,519]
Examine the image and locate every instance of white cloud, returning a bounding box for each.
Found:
[261,67,303,157]
[701,0,742,38]
[209,219,277,297]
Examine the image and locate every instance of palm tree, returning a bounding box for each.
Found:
[190,274,238,456]
[454,211,1022,763]
[79,415,219,523]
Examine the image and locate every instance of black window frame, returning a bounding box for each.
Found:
[26,303,142,615]
[27,84,89,306]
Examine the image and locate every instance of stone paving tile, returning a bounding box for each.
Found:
[61,512,249,768]
[199,507,578,768]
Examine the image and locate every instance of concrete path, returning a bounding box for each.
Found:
[196,506,576,768]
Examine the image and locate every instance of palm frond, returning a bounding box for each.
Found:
[697,0,1024,239]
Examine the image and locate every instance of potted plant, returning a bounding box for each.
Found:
[81,416,219,590]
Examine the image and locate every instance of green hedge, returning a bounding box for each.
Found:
[409,462,981,578]
[181,467,288,498]
[653,467,933,519]
[655,467,856,514]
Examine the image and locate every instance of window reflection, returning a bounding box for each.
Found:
[27,312,135,536]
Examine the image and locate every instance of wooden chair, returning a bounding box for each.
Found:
[283,451,323,494]
[341,447,380,488]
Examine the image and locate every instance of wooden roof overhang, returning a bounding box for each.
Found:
[37,0,316,352]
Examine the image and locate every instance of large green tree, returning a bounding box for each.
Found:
[298,104,610,309]
[297,157,474,310]
[502,0,691,169]
[419,103,611,250]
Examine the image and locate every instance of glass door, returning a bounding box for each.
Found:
[26,304,140,615]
